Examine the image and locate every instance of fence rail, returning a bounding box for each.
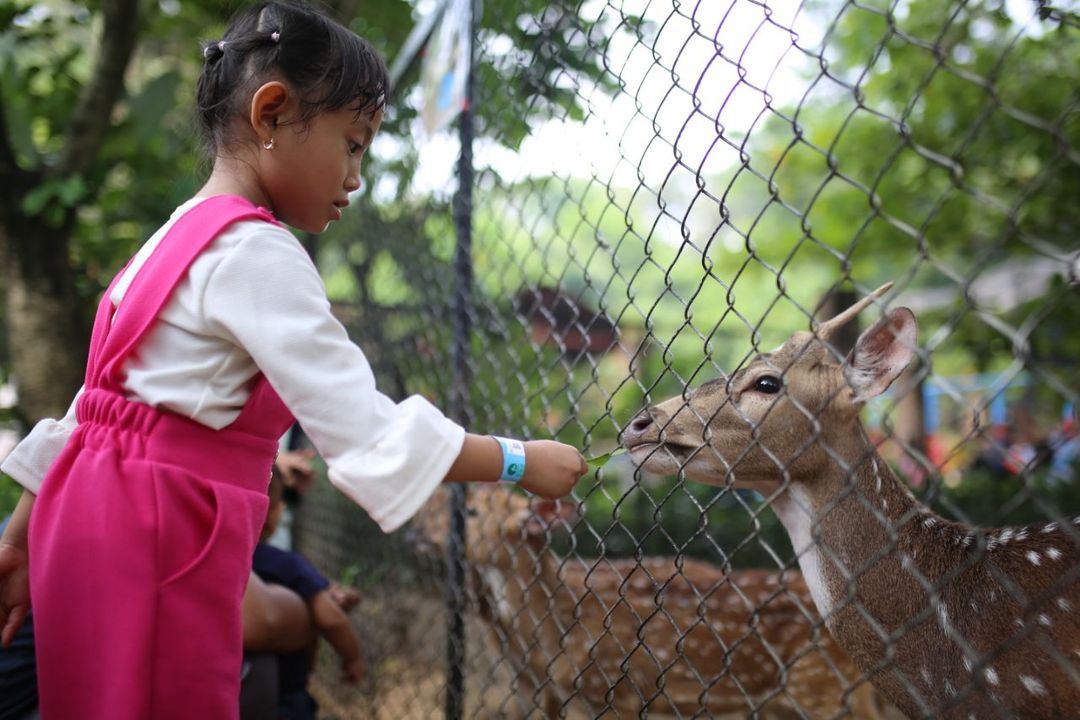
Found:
[297,0,1080,717]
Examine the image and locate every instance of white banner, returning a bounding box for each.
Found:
[419,0,471,137]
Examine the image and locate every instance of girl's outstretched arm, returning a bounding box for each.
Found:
[444,434,586,500]
[0,489,34,647]
[199,227,585,531]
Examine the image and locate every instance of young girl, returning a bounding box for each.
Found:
[0,2,586,718]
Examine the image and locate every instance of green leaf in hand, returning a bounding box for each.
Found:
[586,448,626,470]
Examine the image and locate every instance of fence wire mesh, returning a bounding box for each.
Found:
[295,0,1080,717]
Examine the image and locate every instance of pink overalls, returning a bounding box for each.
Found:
[29,196,295,719]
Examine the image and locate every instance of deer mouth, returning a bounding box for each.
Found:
[625,439,699,464]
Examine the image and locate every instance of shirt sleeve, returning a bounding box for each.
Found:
[252,544,331,600]
[0,387,83,495]
[202,227,466,533]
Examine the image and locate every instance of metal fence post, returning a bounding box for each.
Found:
[445,0,476,717]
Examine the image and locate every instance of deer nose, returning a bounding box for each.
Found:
[623,410,657,446]
[630,411,654,433]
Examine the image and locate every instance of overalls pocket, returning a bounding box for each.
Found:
[154,464,269,591]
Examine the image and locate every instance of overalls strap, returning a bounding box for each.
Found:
[85,259,133,386]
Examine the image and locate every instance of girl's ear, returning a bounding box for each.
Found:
[844,307,917,404]
[249,81,290,145]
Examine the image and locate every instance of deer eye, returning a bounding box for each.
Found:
[753,375,782,394]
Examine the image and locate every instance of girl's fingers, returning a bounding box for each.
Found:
[1,605,27,648]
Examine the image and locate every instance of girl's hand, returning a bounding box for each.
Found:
[518,440,587,499]
[0,542,30,647]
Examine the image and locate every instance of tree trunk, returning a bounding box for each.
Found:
[0,0,139,423]
[0,218,88,424]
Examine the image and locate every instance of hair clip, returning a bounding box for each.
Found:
[218,40,228,51]
[270,30,281,43]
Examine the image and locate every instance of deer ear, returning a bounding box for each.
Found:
[845,307,917,404]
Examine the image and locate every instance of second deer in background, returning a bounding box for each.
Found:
[411,486,891,719]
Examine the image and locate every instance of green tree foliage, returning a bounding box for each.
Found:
[0,0,235,426]
[741,0,1078,373]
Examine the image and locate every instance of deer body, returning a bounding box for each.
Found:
[775,434,1080,718]
[413,487,887,718]
[624,285,1080,718]
[557,559,884,719]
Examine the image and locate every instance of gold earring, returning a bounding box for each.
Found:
[262,138,275,150]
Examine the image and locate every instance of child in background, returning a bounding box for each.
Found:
[254,468,362,720]
[0,2,586,718]
[269,443,317,549]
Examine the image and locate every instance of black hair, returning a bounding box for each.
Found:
[195,1,388,156]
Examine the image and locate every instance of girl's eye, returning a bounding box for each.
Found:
[753,375,782,394]
[348,141,363,155]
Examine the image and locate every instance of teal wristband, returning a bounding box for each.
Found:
[493,436,526,483]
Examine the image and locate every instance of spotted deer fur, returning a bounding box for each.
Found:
[623,284,1080,718]
[412,486,887,718]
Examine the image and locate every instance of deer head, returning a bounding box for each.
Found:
[623,283,916,492]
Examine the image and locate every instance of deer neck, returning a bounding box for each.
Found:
[768,434,939,623]
[768,433,1080,717]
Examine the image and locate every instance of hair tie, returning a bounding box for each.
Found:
[203,40,227,60]
[270,30,281,43]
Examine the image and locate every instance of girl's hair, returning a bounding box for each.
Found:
[196,1,388,156]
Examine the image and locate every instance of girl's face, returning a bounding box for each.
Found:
[260,104,384,233]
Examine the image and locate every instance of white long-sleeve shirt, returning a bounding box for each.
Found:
[0,198,465,532]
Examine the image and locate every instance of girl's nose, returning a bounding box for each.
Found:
[344,172,361,193]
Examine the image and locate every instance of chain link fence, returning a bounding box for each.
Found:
[294,0,1079,717]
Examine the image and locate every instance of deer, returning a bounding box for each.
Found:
[623,282,1080,719]
[410,485,889,719]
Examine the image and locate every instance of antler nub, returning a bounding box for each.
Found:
[815,282,894,341]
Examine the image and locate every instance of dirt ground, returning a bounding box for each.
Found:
[307,612,560,720]
[305,591,548,720]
